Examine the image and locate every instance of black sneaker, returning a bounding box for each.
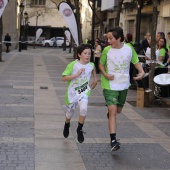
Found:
[63,122,70,138]
[77,129,85,143]
[110,140,120,151]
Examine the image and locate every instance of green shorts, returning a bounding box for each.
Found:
[103,89,128,108]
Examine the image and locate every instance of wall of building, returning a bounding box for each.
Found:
[25,0,67,27]
[79,0,92,42]
[2,0,19,51]
[25,0,92,44]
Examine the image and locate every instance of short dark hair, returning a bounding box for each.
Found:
[77,44,92,60]
[125,33,133,43]
[107,26,124,42]
[167,32,170,35]
[158,32,165,38]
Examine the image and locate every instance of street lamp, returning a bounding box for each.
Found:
[18,2,24,52]
[24,11,29,50]
[90,0,96,62]
[63,26,66,51]
[135,0,142,48]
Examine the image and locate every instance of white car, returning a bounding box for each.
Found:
[42,37,69,47]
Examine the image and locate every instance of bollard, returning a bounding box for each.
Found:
[136,87,150,108]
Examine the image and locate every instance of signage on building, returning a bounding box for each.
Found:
[101,0,116,11]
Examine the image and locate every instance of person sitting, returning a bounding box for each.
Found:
[139,32,151,55]
[144,37,151,61]
[155,37,168,76]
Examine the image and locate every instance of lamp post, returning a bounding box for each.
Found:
[24,11,29,50]
[135,0,142,47]
[63,26,66,51]
[90,0,96,62]
[34,11,41,49]
[18,2,24,52]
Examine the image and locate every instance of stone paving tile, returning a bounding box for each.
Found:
[133,107,170,119]
[10,82,34,86]
[0,143,34,170]
[0,96,33,105]
[77,143,170,170]
[0,88,34,95]
[154,122,170,137]
[70,121,149,139]
[0,121,34,138]
[0,106,34,118]
[0,76,33,81]
[2,71,33,75]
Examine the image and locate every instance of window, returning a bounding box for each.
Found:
[31,0,46,6]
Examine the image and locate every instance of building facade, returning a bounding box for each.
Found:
[95,0,170,45]
[24,0,92,44]
[2,0,19,51]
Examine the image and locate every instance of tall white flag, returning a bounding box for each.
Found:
[0,0,8,18]
[58,2,79,46]
[36,28,43,41]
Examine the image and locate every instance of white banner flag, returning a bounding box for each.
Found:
[64,30,71,43]
[58,2,79,46]
[36,28,43,41]
[0,0,8,18]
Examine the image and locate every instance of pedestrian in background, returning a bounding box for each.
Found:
[62,44,98,143]
[94,40,102,74]
[99,26,144,152]
[4,33,11,53]
[101,33,109,50]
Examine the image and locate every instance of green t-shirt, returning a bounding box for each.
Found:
[100,44,139,90]
[62,60,94,105]
[158,48,166,68]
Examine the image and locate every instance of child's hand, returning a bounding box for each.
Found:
[105,74,114,80]
[91,79,98,89]
[77,68,85,76]
[133,72,145,81]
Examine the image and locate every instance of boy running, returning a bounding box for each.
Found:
[99,27,144,151]
[62,44,98,143]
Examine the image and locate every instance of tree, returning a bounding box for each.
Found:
[149,0,159,104]
[0,17,3,62]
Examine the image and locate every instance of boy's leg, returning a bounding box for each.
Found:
[77,96,88,143]
[109,89,128,151]
[63,105,76,138]
[108,104,121,151]
[103,89,121,151]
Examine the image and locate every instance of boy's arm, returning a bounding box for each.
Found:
[62,68,85,82]
[90,68,98,89]
[133,62,145,80]
[99,63,114,80]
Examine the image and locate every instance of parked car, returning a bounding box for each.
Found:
[42,37,69,47]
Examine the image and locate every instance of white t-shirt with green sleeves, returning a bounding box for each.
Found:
[100,44,139,90]
[62,60,94,105]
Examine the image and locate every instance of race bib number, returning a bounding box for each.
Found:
[75,82,90,95]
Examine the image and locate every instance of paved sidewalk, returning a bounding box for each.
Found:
[0,47,169,170]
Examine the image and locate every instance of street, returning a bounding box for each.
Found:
[0,46,169,170]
